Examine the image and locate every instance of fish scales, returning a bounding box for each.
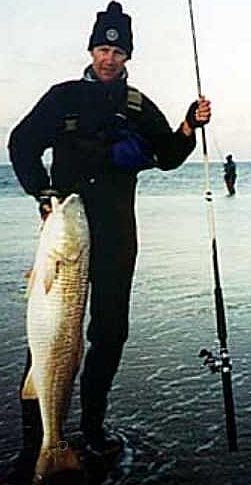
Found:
[23,194,90,482]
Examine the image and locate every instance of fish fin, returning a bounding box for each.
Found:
[21,368,37,399]
[24,268,32,279]
[44,259,61,294]
[26,268,36,299]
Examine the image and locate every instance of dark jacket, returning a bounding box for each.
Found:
[8,67,196,197]
[8,68,197,345]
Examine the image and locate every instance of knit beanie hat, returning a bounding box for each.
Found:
[88,2,133,59]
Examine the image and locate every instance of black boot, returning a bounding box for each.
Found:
[82,426,123,457]
[80,342,124,456]
[4,399,43,484]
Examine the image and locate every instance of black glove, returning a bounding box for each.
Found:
[186,101,205,129]
[38,196,52,220]
[37,189,61,220]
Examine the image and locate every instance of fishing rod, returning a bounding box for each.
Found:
[187,0,238,452]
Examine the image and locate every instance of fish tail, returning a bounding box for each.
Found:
[21,367,37,399]
[33,443,81,483]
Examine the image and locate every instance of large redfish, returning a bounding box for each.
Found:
[22,194,90,483]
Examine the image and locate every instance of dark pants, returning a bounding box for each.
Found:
[224,174,236,195]
[80,178,137,437]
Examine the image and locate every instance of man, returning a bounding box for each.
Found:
[224,153,237,196]
[7,0,211,478]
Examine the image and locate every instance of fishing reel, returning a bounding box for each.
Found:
[199,348,221,373]
[199,348,232,374]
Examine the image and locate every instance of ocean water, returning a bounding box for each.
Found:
[0,161,251,484]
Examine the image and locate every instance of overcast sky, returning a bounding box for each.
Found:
[1,0,251,162]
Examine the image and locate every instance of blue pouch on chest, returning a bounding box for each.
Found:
[111,130,155,172]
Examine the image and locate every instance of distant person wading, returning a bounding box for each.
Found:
[224,154,237,196]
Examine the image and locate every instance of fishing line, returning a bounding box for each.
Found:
[187,0,238,452]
